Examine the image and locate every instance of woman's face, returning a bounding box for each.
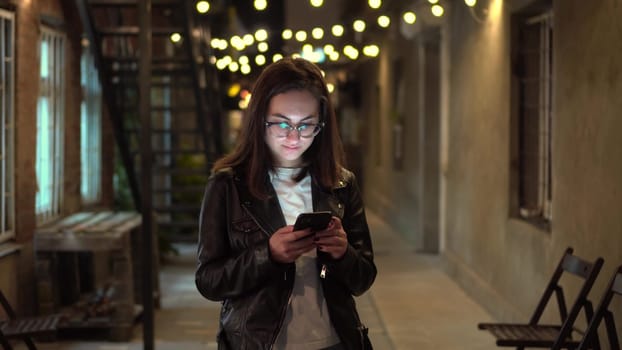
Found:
[264,89,321,167]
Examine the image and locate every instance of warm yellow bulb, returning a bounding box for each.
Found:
[273,53,283,62]
[327,83,334,93]
[254,0,267,11]
[431,4,444,17]
[368,0,381,9]
[241,65,251,75]
[295,30,307,42]
[258,42,269,52]
[282,29,293,40]
[377,15,390,28]
[323,44,335,54]
[343,45,359,60]
[311,27,324,40]
[428,0,439,3]
[196,1,210,13]
[239,56,249,65]
[310,0,323,7]
[331,24,344,37]
[170,33,182,43]
[254,29,268,41]
[243,34,254,46]
[353,20,366,32]
[255,54,266,66]
[465,0,477,6]
[403,12,416,24]
[363,45,380,57]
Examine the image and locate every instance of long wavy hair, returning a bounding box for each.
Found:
[212,57,345,199]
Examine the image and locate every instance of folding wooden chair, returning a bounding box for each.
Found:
[478,247,604,349]
[0,289,62,350]
[567,265,622,350]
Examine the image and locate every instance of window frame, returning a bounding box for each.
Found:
[510,3,553,229]
[0,8,15,243]
[36,26,65,223]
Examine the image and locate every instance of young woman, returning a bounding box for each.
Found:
[196,57,376,350]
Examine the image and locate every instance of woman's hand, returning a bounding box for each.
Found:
[314,217,348,259]
[269,225,316,263]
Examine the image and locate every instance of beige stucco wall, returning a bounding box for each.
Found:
[360,0,622,322]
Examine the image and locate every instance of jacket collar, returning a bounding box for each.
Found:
[232,166,346,235]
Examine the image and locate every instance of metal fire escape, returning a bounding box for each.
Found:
[75,0,224,243]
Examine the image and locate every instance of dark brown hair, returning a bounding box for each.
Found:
[212,57,345,199]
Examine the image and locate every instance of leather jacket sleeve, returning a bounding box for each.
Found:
[323,171,377,296]
[195,171,285,301]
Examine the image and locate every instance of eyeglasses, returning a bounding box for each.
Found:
[265,121,325,138]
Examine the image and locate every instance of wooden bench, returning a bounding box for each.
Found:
[34,211,145,341]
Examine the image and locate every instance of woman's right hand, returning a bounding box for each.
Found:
[269,225,316,263]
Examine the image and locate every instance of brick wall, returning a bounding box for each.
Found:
[3,0,114,315]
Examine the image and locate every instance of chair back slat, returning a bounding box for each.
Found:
[562,254,596,279]
[575,266,622,350]
[612,273,622,294]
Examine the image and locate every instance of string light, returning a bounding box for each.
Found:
[377,15,390,28]
[343,45,359,60]
[331,24,345,37]
[254,29,268,41]
[368,0,381,9]
[255,54,266,65]
[282,29,293,40]
[310,0,323,7]
[242,34,254,46]
[295,30,307,42]
[257,42,269,52]
[353,19,366,32]
[363,44,380,57]
[170,33,181,43]
[431,4,444,17]
[312,27,325,40]
[403,12,416,24]
[196,1,210,13]
[465,0,477,6]
[254,0,267,11]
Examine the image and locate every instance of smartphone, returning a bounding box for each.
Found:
[293,211,332,232]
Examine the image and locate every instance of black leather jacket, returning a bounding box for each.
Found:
[196,167,377,350]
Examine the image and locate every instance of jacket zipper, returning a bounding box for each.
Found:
[269,268,294,349]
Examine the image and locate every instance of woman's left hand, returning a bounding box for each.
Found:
[314,217,348,259]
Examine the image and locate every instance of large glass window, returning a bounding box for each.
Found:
[0,9,14,243]
[36,27,65,223]
[511,4,553,227]
[80,43,102,204]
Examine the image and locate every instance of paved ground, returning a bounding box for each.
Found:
[25,210,498,350]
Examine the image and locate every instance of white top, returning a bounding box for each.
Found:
[270,167,340,350]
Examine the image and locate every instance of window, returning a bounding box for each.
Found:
[36,27,65,223]
[511,4,553,226]
[0,9,14,243]
[80,44,102,204]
